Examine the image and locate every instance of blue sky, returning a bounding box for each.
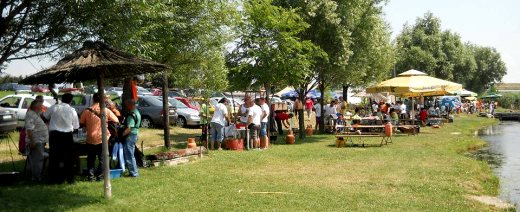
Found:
[4,0,520,83]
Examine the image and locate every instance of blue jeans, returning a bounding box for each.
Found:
[124,134,139,177]
[210,122,224,143]
[260,122,268,136]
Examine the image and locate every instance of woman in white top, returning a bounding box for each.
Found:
[25,100,49,182]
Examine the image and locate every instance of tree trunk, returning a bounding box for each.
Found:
[342,84,349,102]
[298,87,306,139]
[319,82,326,134]
[162,71,170,148]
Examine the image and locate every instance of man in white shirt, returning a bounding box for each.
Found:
[313,100,321,130]
[210,98,229,150]
[247,99,263,149]
[399,101,407,119]
[259,98,270,148]
[43,93,80,184]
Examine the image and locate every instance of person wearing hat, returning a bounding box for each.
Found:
[210,98,230,150]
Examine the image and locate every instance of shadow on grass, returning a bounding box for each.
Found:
[0,184,100,211]
[326,143,386,148]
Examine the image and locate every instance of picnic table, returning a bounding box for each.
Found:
[335,132,393,147]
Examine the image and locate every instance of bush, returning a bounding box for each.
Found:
[497,93,520,110]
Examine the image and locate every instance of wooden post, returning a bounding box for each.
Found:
[162,70,171,148]
[97,74,112,199]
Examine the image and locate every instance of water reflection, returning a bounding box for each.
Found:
[477,121,520,208]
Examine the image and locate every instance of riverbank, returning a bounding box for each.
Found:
[0,115,508,210]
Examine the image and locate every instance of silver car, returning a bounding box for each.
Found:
[113,96,177,128]
[166,97,200,127]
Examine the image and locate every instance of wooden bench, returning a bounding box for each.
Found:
[335,133,393,147]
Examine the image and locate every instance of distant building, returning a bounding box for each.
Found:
[495,83,520,93]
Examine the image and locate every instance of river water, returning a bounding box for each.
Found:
[477,121,520,208]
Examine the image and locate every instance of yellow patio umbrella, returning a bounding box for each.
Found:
[366,69,462,128]
[366,69,463,97]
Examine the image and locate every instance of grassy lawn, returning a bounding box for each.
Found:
[0,114,507,211]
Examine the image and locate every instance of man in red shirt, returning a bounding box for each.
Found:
[274,111,294,135]
[305,97,314,121]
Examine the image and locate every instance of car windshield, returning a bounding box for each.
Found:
[113,87,122,91]
[168,98,188,108]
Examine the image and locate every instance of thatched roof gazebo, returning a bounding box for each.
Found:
[20,41,169,199]
[21,41,167,84]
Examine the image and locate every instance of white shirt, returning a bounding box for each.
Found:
[25,110,49,144]
[211,103,228,126]
[313,103,322,117]
[261,103,270,123]
[239,104,249,123]
[43,103,79,133]
[400,104,407,114]
[248,104,262,126]
[326,105,337,117]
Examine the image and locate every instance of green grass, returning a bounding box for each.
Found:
[0,114,508,211]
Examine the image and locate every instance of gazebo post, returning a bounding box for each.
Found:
[97,74,112,199]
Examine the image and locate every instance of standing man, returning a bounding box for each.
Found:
[210,98,230,150]
[399,101,407,119]
[80,93,119,181]
[44,93,79,184]
[313,99,322,131]
[259,98,270,148]
[305,97,314,121]
[122,99,141,177]
[25,100,48,182]
[247,98,263,149]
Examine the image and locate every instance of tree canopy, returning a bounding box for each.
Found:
[395,12,507,93]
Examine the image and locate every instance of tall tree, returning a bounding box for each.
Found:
[395,12,507,93]
[0,0,94,69]
[227,0,324,139]
[465,45,507,93]
[274,0,393,133]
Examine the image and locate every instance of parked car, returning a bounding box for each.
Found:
[0,94,55,127]
[175,97,199,111]
[210,97,241,115]
[106,87,124,96]
[58,83,83,93]
[0,108,17,133]
[14,84,31,93]
[112,96,177,128]
[167,90,186,98]
[31,84,50,93]
[0,83,18,91]
[137,86,153,96]
[68,94,94,117]
[166,97,200,127]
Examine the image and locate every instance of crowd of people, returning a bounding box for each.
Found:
[203,96,270,150]
[24,93,143,183]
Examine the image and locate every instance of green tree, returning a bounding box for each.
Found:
[275,0,394,133]
[0,0,94,69]
[395,12,507,93]
[465,45,507,93]
[227,0,322,92]
[227,0,324,139]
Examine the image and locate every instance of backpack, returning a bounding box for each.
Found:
[118,111,141,138]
